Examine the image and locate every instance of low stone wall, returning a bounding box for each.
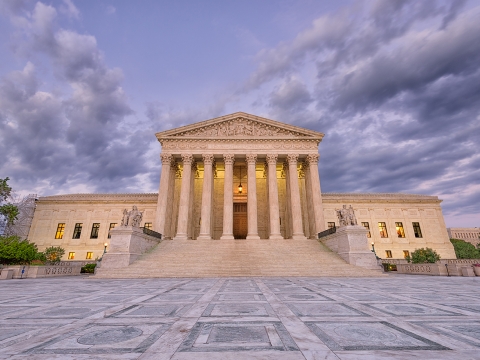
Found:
[1,264,83,279]
[396,261,480,276]
[397,263,447,276]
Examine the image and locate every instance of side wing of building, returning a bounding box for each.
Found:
[322,193,456,260]
[27,193,158,261]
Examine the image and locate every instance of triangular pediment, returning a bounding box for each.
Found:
[155,112,324,141]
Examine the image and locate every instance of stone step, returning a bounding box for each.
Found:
[95,239,383,278]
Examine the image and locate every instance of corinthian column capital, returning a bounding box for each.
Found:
[265,154,278,165]
[306,153,319,165]
[223,154,235,165]
[160,153,173,165]
[202,154,214,165]
[245,154,257,164]
[181,154,194,165]
[286,154,299,165]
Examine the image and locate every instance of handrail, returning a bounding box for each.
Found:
[143,227,162,239]
[318,226,336,239]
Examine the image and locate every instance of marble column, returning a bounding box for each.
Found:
[287,154,306,239]
[174,154,194,240]
[164,160,177,239]
[154,153,173,234]
[266,154,283,239]
[246,154,260,240]
[220,154,235,240]
[303,161,316,239]
[198,154,214,240]
[306,153,326,233]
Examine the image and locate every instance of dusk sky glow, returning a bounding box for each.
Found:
[0,0,479,227]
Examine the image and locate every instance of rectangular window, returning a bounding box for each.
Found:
[378,222,388,238]
[68,252,75,259]
[144,222,152,230]
[412,222,423,238]
[328,222,336,229]
[72,223,82,239]
[86,252,93,260]
[55,223,65,239]
[108,223,117,239]
[385,250,392,258]
[361,222,371,238]
[403,250,410,259]
[90,223,100,239]
[395,222,405,238]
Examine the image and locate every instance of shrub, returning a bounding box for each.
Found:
[410,248,440,264]
[81,263,96,273]
[44,246,65,264]
[0,235,40,265]
[450,239,480,259]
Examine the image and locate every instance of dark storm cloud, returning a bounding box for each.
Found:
[256,0,479,221]
[0,1,153,194]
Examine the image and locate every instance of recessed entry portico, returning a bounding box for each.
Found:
[153,112,326,240]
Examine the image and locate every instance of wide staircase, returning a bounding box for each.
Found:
[95,239,383,278]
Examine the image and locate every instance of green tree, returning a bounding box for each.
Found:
[0,235,39,265]
[409,247,441,264]
[450,239,480,259]
[0,177,19,226]
[43,246,65,264]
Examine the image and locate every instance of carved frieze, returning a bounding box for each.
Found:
[161,139,318,151]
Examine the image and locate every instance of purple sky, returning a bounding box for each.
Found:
[0,0,479,227]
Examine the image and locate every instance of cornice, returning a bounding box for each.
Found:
[322,193,442,204]
[38,193,159,203]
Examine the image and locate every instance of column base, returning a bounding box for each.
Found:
[173,234,188,240]
[269,234,284,240]
[197,235,212,240]
[246,234,260,240]
[220,234,234,240]
[292,234,307,240]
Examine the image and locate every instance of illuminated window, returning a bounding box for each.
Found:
[90,223,100,239]
[378,222,388,238]
[68,252,75,259]
[144,222,152,230]
[385,250,392,258]
[55,223,65,239]
[108,223,117,239]
[361,222,371,238]
[412,222,423,238]
[395,222,405,238]
[72,223,83,239]
[86,252,93,259]
[403,250,410,259]
[328,222,336,229]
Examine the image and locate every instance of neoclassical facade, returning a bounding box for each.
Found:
[26,112,457,260]
[154,112,325,241]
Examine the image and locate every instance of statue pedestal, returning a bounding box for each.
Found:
[320,225,380,270]
[96,226,161,271]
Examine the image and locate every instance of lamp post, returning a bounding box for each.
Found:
[238,166,243,194]
[103,243,108,254]
[371,242,376,255]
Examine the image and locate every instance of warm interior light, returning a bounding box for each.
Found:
[238,166,243,193]
[104,243,108,247]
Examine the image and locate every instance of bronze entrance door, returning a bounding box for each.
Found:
[233,203,247,239]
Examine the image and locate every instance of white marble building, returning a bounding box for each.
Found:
[26,112,457,260]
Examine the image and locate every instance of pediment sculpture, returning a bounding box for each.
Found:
[171,117,306,138]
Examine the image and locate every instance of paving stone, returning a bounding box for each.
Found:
[1,276,479,358]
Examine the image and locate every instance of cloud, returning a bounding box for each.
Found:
[106,5,116,15]
[0,1,153,195]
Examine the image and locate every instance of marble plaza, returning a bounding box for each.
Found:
[1,275,480,359]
